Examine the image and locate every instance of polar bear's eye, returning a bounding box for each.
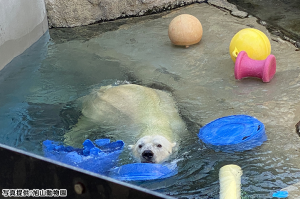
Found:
[138,144,143,148]
[157,144,162,148]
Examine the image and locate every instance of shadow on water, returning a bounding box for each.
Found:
[49,11,170,44]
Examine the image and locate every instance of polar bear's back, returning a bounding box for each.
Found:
[81,84,185,141]
[64,84,186,146]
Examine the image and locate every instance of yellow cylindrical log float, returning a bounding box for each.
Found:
[219,164,243,199]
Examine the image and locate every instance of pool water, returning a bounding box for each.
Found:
[1,3,300,198]
[228,0,300,45]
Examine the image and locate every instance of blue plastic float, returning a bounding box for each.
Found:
[109,162,178,181]
[43,139,177,181]
[43,139,124,175]
[272,190,288,198]
[198,115,267,152]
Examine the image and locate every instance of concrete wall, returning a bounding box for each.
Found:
[0,0,48,71]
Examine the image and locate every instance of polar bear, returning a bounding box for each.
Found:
[64,84,186,163]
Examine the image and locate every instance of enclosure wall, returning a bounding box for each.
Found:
[0,0,48,71]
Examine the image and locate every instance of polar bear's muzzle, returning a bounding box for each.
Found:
[142,150,155,163]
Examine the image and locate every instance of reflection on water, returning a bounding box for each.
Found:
[1,3,300,198]
[228,0,300,46]
[0,32,129,155]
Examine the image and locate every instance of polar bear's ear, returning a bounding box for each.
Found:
[128,145,134,150]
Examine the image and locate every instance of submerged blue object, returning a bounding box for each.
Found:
[43,139,124,175]
[272,190,288,198]
[198,115,267,152]
[109,163,178,181]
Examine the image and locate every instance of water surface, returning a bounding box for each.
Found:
[1,3,300,198]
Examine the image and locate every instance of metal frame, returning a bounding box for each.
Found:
[0,143,174,199]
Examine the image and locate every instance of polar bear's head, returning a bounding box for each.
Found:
[128,135,176,164]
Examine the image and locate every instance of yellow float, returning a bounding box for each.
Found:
[229,28,271,62]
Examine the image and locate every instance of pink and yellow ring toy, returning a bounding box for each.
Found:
[229,28,276,82]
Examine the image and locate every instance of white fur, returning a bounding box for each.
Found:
[64,84,186,163]
[129,135,176,163]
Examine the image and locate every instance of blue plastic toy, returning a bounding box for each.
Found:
[109,162,178,181]
[43,139,177,181]
[43,139,124,175]
[272,190,288,198]
[198,115,267,152]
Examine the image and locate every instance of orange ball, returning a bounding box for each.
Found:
[168,14,203,48]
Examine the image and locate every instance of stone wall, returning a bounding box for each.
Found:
[45,0,247,27]
[45,0,247,28]
[45,0,201,28]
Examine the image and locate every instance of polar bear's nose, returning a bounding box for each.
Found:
[142,150,154,159]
